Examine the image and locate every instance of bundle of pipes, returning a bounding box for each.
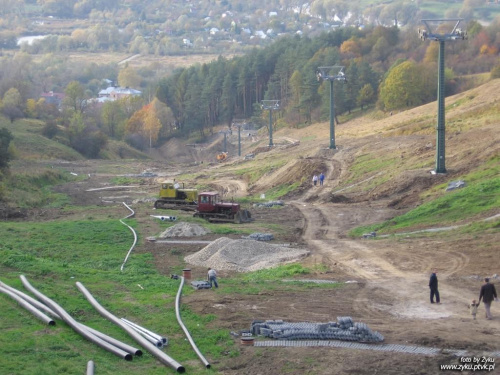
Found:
[0,277,143,361]
[121,318,167,348]
[0,284,55,326]
[2,276,187,373]
[76,281,185,373]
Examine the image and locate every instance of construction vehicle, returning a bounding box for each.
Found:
[216,152,228,162]
[193,192,252,223]
[154,181,198,210]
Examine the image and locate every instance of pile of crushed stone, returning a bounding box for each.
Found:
[184,237,309,272]
[159,222,211,238]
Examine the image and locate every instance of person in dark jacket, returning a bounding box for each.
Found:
[429,269,440,304]
[479,278,498,320]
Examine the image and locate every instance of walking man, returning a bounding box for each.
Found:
[478,278,498,320]
[312,175,318,187]
[429,269,440,304]
[319,172,325,186]
[207,268,218,289]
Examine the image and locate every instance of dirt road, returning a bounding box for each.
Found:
[286,148,500,363]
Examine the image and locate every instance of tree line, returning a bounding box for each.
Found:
[155,20,500,137]
[0,20,499,160]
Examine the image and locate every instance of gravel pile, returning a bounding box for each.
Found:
[159,222,211,238]
[184,237,309,272]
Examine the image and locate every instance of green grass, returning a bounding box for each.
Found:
[263,182,302,200]
[3,168,76,208]
[218,264,343,295]
[0,218,232,374]
[350,176,500,237]
[233,159,287,184]
[110,176,141,185]
[237,183,302,203]
[0,214,337,374]
[343,153,398,186]
[1,118,83,161]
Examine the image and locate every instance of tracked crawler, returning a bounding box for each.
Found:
[154,181,198,210]
[193,192,252,224]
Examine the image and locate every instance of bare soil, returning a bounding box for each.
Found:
[26,81,500,374]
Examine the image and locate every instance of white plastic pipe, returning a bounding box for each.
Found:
[0,280,142,356]
[20,275,132,361]
[76,282,185,373]
[120,202,138,271]
[175,276,211,368]
[86,360,94,375]
[121,318,167,344]
[120,320,163,348]
[0,285,55,326]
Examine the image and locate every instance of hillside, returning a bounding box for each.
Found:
[0,79,499,375]
[176,78,499,215]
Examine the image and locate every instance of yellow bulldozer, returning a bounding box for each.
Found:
[154,181,198,210]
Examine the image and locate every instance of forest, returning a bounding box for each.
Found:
[0,14,499,160]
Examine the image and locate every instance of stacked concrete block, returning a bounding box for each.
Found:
[251,317,383,343]
[242,233,275,241]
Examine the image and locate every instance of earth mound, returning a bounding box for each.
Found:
[184,237,309,272]
[159,222,211,238]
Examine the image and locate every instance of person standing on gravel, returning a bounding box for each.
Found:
[208,268,218,289]
[429,269,440,304]
[478,278,498,320]
[319,172,325,186]
[312,175,318,186]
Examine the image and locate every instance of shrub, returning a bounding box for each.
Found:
[42,121,58,139]
[491,64,500,79]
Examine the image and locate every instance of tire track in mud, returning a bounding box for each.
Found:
[351,285,393,322]
[294,201,407,281]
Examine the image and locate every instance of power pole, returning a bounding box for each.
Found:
[232,120,246,157]
[316,66,347,150]
[419,19,467,174]
[261,100,280,148]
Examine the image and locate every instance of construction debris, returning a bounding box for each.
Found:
[362,232,376,239]
[150,215,177,222]
[446,180,466,191]
[253,200,285,208]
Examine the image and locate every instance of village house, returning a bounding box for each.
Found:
[40,91,65,108]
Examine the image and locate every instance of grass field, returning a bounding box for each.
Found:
[0,207,336,374]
